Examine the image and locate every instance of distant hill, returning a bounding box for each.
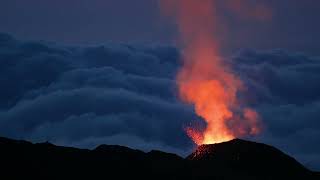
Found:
[0,137,318,180]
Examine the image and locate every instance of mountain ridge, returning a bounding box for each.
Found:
[0,136,318,180]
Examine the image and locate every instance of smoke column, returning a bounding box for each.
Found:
[160,0,265,145]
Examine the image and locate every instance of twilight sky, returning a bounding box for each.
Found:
[1,0,320,55]
[0,0,320,170]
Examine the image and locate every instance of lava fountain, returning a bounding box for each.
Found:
[160,0,265,145]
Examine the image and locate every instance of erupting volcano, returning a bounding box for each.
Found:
[160,0,264,145]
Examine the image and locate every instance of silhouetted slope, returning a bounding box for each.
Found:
[188,139,314,179]
[0,137,318,180]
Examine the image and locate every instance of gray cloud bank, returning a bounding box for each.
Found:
[0,33,319,170]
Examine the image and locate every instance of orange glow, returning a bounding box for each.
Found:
[160,0,263,145]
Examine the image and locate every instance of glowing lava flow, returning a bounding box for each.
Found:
[160,0,263,145]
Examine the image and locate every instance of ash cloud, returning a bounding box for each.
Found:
[0,33,319,170]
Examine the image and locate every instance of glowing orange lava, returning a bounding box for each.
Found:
[160,0,265,145]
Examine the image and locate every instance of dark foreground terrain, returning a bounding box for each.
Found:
[0,137,318,180]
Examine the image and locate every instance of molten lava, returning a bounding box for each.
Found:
[160,0,266,145]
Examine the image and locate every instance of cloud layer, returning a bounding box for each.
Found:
[0,33,319,170]
[231,49,320,169]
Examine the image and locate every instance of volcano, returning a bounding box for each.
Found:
[187,139,315,179]
[0,137,318,180]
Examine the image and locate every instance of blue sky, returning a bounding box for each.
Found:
[0,0,319,54]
